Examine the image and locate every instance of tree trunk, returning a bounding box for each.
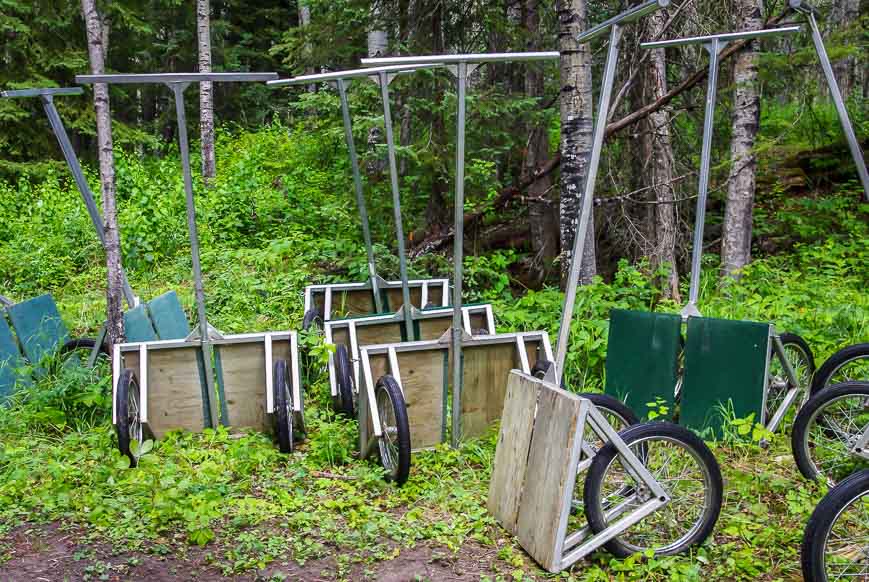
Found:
[523,0,556,286]
[829,0,860,99]
[298,1,314,91]
[556,0,595,286]
[197,0,216,183]
[721,0,762,279]
[644,10,680,300]
[366,1,389,175]
[81,0,124,347]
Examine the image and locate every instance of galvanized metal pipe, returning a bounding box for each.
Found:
[683,39,724,317]
[640,25,801,49]
[450,62,469,447]
[577,0,669,43]
[267,64,434,86]
[376,72,414,339]
[337,79,382,312]
[554,25,623,382]
[803,12,869,200]
[170,82,220,428]
[77,73,277,84]
[361,51,560,66]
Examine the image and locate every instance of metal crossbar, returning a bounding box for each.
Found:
[76,72,277,84]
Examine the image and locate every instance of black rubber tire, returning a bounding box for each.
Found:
[334,345,355,418]
[811,343,869,397]
[775,332,816,382]
[273,359,294,454]
[765,332,816,423]
[530,358,554,380]
[60,337,109,359]
[115,369,141,468]
[375,375,411,485]
[584,421,723,558]
[791,381,869,482]
[302,308,324,331]
[580,393,641,429]
[801,468,869,581]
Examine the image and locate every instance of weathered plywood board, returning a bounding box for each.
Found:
[340,289,376,317]
[384,286,423,312]
[140,346,206,438]
[395,349,447,449]
[461,342,521,439]
[330,326,351,350]
[468,312,489,334]
[416,315,453,341]
[427,284,445,306]
[355,322,403,347]
[219,339,286,432]
[515,385,583,572]
[488,372,542,534]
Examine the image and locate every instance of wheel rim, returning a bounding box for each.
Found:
[822,487,869,579]
[573,408,633,509]
[767,342,813,420]
[128,380,143,459]
[595,435,715,554]
[376,386,399,476]
[801,392,869,484]
[824,355,869,389]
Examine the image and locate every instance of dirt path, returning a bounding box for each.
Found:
[0,523,525,581]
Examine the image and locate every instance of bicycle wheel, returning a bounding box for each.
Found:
[115,369,143,468]
[583,422,723,558]
[792,381,869,484]
[273,359,294,454]
[375,375,411,485]
[302,308,323,331]
[811,343,869,397]
[334,345,355,418]
[766,333,815,425]
[801,468,869,581]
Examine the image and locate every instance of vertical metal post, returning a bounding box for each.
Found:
[337,79,383,311]
[805,12,869,201]
[450,62,469,447]
[169,82,220,428]
[41,95,137,309]
[682,38,725,318]
[377,72,414,339]
[554,25,623,382]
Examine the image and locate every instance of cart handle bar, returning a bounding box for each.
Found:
[268,64,441,87]
[788,0,819,15]
[76,72,277,85]
[2,87,84,98]
[361,51,559,67]
[578,0,669,43]
[641,25,801,49]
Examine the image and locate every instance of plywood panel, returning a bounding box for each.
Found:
[416,315,453,341]
[340,289,376,317]
[468,312,490,334]
[488,372,541,535]
[330,326,350,350]
[395,349,447,449]
[145,347,207,438]
[524,338,543,369]
[219,342,267,431]
[355,322,403,347]
[384,286,423,312]
[516,385,582,572]
[461,342,520,439]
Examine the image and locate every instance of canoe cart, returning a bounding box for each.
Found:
[357,330,554,483]
[74,72,310,465]
[325,303,495,416]
[269,67,452,329]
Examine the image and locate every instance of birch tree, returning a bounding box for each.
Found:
[721,0,762,278]
[556,0,595,286]
[197,0,216,183]
[81,0,124,347]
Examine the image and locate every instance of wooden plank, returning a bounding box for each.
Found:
[428,283,445,306]
[488,372,542,534]
[330,326,350,350]
[467,311,489,334]
[524,338,544,368]
[416,314,453,341]
[384,286,423,311]
[355,322,403,347]
[141,346,206,438]
[461,342,521,439]
[341,289,376,316]
[395,348,447,449]
[516,384,583,572]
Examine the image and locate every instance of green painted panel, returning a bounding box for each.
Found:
[604,309,681,420]
[6,294,68,376]
[680,316,771,436]
[124,305,157,343]
[147,291,190,340]
[0,316,29,401]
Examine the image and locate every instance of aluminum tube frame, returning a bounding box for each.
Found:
[374,72,414,340]
[801,11,869,200]
[170,82,221,429]
[683,39,725,318]
[267,64,434,86]
[554,25,624,382]
[336,78,382,312]
[577,0,669,43]
[77,73,277,84]
[361,51,560,67]
[641,25,801,49]
[0,89,136,308]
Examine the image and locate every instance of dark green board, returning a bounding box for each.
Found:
[0,316,29,401]
[6,294,68,376]
[680,316,770,436]
[124,305,157,343]
[604,309,681,420]
[147,291,190,340]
